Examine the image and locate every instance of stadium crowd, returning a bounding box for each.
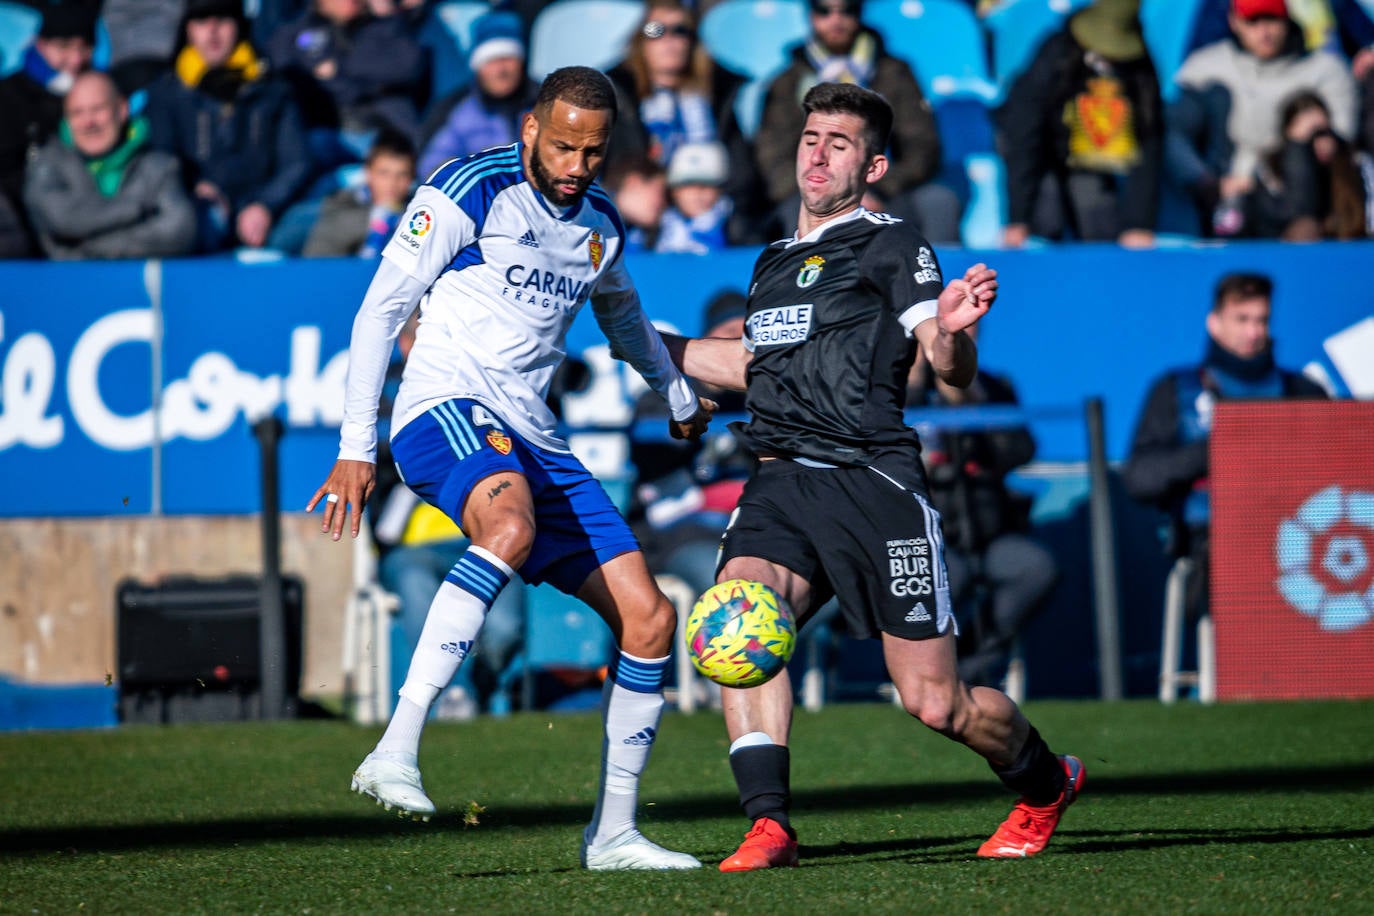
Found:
[2,0,1373,260]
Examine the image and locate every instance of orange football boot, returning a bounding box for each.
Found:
[978,755,1085,858]
[718,817,799,872]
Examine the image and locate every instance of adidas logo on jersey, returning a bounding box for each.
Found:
[623,727,657,746]
[905,604,932,623]
[517,229,539,248]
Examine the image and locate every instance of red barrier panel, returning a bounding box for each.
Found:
[1211,401,1374,700]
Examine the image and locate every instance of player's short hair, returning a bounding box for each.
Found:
[365,128,416,167]
[1212,272,1273,312]
[533,66,618,122]
[801,82,892,159]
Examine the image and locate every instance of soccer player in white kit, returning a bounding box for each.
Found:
[308,67,713,871]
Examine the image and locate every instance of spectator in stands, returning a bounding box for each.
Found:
[997,0,1162,247]
[304,129,416,256]
[368,312,525,720]
[23,72,196,260]
[269,0,428,163]
[628,290,753,600]
[1123,272,1328,623]
[655,141,733,254]
[417,11,539,178]
[605,0,765,244]
[1246,89,1373,238]
[755,0,959,242]
[147,0,314,251]
[906,335,1058,688]
[102,0,186,94]
[0,4,97,257]
[1166,0,1357,237]
[605,157,669,252]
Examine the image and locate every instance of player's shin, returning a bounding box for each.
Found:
[585,651,670,846]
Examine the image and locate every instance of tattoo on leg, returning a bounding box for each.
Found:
[487,480,511,504]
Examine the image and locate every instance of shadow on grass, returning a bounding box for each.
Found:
[3,762,1370,856]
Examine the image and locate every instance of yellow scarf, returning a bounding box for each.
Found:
[175,41,263,89]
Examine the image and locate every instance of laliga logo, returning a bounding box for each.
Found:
[1275,485,1374,631]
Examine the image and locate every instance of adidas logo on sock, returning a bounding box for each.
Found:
[623,727,657,746]
[904,604,931,623]
[440,640,473,659]
[517,229,539,248]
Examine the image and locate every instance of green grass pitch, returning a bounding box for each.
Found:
[2,699,1372,913]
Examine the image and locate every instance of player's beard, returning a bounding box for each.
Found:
[528,141,590,208]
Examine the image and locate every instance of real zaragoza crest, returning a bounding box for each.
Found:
[588,230,604,270]
[796,255,825,288]
[486,430,512,455]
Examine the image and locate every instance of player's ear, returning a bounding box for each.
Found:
[865,153,888,185]
[520,111,539,147]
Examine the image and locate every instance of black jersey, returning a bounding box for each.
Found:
[735,209,946,467]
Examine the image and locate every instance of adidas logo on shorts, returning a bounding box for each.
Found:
[904,604,932,623]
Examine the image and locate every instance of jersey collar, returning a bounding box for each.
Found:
[784,205,868,248]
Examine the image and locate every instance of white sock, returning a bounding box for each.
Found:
[586,652,669,847]
[373,547,513,761]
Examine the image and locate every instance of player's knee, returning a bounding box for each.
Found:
[900,690,958,735]
[473,512,536,569]
[619,591,679,656]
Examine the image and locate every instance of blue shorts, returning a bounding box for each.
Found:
[389,398,639,594]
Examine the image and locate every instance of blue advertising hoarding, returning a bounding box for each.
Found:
[0,241,1370,518]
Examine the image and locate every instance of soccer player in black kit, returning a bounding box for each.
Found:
[664,82,1084,870]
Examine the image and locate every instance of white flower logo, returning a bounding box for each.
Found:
[1275,486,1374,631]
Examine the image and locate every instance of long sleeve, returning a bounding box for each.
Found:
[338,258,431,461]
[997,36,1059,225]
[249,90,313,217]
[81,156,197,259]
[1122,374,1208,509]
[23,148,146,241]
[873,57,940,198]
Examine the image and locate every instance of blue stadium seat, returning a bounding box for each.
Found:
[699,0,810,136]
[418,0,491,99]
[983,0,1092,101]
[861,0,997,104]
[0,1,40,77]
[526,0,644,80]
[1140,0,1205,103]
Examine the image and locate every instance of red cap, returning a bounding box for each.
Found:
[1232,0,1287,19]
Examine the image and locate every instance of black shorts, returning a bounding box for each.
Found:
[718,459,955,640]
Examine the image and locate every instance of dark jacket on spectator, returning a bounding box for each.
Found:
[302,186,370,256]
[604,62,766,244]
[997,27,1163,231]
[146,54,313,220]
[908,367,1036,552]
[0,65,67,254]
[23,118,197,260]
[268,8,427,140]
[755,30,940,208]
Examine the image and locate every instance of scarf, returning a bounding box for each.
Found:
[60,116,150,197]
[175,42,263,98]
[655,197,732,255]
[22,45,74,96]
[639,88,717,168]
[803,30,877,88]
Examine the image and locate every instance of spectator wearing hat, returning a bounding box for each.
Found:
[268,0,427,160]
[997,0,1164,247]
[0,3,98,256]
[655,140,735,253]
[24,71,196,260]
[605,0,768,243]
[1166,0,1358,236]
[754,0,960,242]
[147,0,314,251]
[416,11,540,178]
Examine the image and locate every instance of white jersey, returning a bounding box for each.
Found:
[338,142,697,462]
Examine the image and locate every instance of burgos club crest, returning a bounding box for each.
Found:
[797,255,825,288]
[588,230,604,270]
[486,430,512,455]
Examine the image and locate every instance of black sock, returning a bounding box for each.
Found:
[989,727,1064,806]
[729,744,792,834]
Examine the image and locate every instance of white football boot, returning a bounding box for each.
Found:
[580,828,701,871]
[351,752,436,822]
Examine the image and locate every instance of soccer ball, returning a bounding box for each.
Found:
[685,579,796,688]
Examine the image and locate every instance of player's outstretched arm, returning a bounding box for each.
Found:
[669,395,719,441]
[919,263,997,388]
[306,458,376,541]
[660,332,751,392]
